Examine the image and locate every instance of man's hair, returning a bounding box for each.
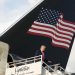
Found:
[41,45,46,48]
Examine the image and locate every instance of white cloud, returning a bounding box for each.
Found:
[0,0,6,6]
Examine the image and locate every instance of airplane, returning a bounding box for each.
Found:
[0,0,75,75]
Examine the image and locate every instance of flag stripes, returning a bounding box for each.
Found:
[52,15,75,49]
[27,7,75,49]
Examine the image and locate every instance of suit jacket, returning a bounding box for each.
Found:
[35,50,42,56]
[35,50,48,62]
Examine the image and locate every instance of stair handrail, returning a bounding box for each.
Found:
[8,55,42,67]
[42,61,55,72]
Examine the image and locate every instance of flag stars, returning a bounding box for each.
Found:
[40,11,43,13]
[53,14,54,16]
[38,17,40,18]
[46,9,48,11]
[39,14,41,16]
[42,13,43,15]
[42,8,44,9]
[41,16,43,18]
[36,7,61,25]
[43,10,45,12]
[47,21,49,23]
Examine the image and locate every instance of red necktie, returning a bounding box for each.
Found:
[42,52,45,61]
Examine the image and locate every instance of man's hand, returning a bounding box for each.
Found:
[48,61,52,63]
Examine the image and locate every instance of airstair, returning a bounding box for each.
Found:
[5,55,70,75]
[42,62,70,75]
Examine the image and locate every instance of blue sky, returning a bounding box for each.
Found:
[3,0,28,12]
[0,0,29,36]
[0,0,43,36]
[0,0,28,11]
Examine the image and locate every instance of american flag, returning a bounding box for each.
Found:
[27,7,75,49]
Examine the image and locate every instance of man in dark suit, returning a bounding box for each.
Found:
[35,45,46,61]
[35,45,51,66]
